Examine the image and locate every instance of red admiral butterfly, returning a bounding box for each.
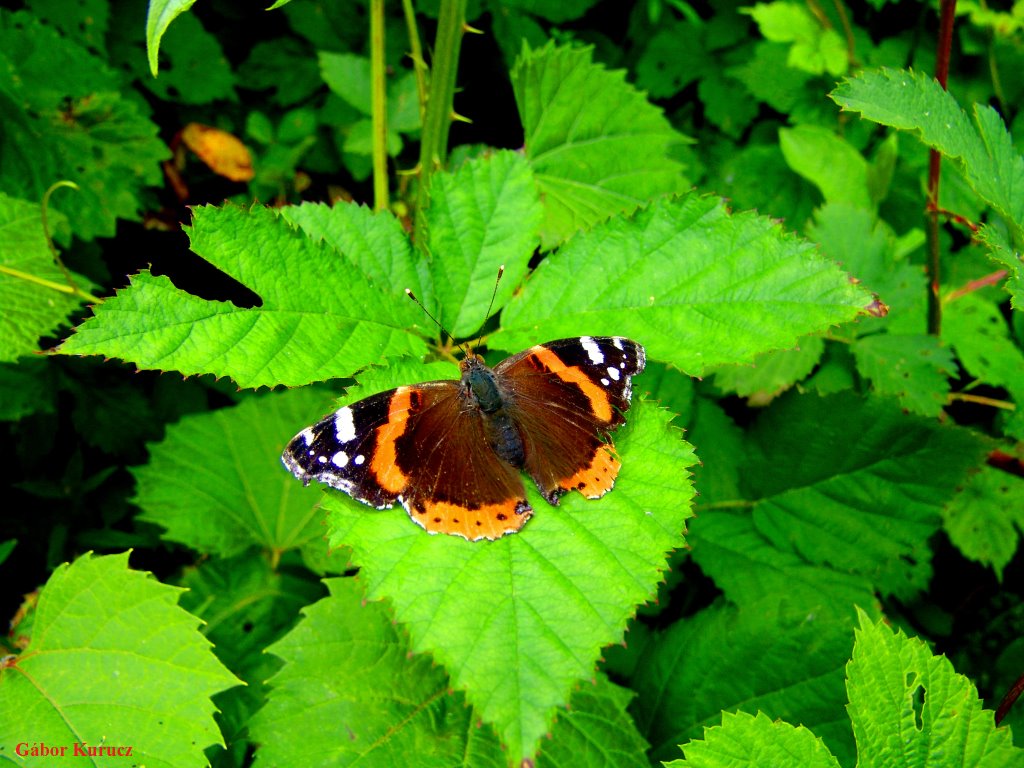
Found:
[282,336,645,541]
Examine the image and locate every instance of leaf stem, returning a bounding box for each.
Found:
[947,392,1016,411]
[944,269,1009,302]
[370,0,389,211]
[0,264,99,304]
[41,181,100,303]
[413,0,468,250]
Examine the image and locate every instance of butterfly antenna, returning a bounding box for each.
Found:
[483,264,504,325]
[405,288,468,357]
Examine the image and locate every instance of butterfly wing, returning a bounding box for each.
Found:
[495,336,646,504]
[282,381,532,541]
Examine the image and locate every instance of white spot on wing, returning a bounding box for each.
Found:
[612,337,624,350]
[607,366,620,381]
[334,406,357,443]
[332,451,349,468]
[301,427,316,446]
[354,454,365,465]
[580,336,604,364]
[601,378,610,386]
[317,455,327,464]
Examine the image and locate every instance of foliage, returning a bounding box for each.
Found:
[2,1,1024,767]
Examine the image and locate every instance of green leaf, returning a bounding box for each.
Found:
[744,2,847,76]
[666,711,842,768]
[0,552,240,766]
[977,223,1024,310]
[831,67,1024,238]
[179,553,326,764]
[321,391,694,762]
[131,388,334,559]
[143,11,235,105]
[742,392,989,598]
[847,609,1022,767]
[319,52,420,135]
[426,150,543,336]
[851,333,956,416]
[779,126,872,209]
[250,576,506,767]
[538,675,650,768]
[632,602,855,765]
[687,508,877,618]
[943,293,1024,437]
[711,336,825,400]
[942,465,1024,580]
[495,194,872,376]
[512,42,689,247]
[0,193,86,362]
[635,21,708,98]
[145,0,198,76]
[0,10,169,240]
[57,205,427,387]
[280,200,426,305]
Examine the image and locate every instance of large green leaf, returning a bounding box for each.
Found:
[57,205,427,387]
[847,609,1021,767]
[0,10,168,240]
[251,577,650,768]
[132,388,335,563]
[494,194,872,376]
[666,711,842,768]
[631,601,856,765]
[512,42,689,247]
[831,67,1024,239]
[316,372,694,761]
[742,392,988,598]
[426,150,543,337]
[0,552,240,767]
[0,193,85,362]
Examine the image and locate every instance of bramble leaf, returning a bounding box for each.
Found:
[0,193,86,362]
[512,42,689,247]
[250,576,504,768]
[851,333,956,416]
[57,205,427,387]
[632,602,856,765]
[495,194,872,376]
[779,126,871,209]
[942,466,1024,580]
[132,388,333,561]
[426,150,543,337]
[146,0,197,76]
[831,67,1024,238]
[847,609,1021,767]
[0,10,168,240]
[319,390,694,762]
[742,392,987,598]
[666,711,842,768]
[0,552,240,766]
[711,336,825,400]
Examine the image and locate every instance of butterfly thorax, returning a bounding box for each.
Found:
[460,354,526,468]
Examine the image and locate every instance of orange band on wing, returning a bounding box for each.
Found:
[560,443,621,498]
[407,498,532,541]
[529,346,613,423]
[370,387,413,494]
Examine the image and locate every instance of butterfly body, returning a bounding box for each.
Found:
[282,336,646,541]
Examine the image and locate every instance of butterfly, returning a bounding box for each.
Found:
[282,336,646,541]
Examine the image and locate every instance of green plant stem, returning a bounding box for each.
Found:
[413,0,468,251]
[926,0,957,335]
[401,0,428,121]
[370,0,389,211]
